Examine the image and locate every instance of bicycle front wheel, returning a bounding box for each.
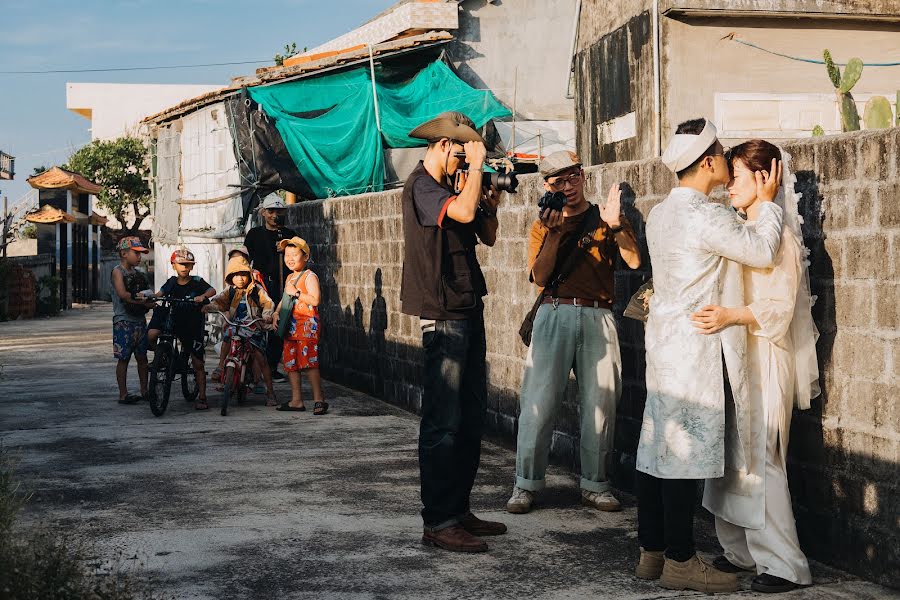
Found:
[181,348,199,403]
[221,365,236,416]
[149,342,175,417]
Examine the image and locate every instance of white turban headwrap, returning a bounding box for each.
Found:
[662,120,719,173]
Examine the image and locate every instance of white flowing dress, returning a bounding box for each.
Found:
[703,226,813,585]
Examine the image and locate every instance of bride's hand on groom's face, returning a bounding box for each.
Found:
[756,158,783,203]
[691,305,732,334]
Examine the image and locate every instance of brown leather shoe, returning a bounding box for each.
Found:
[422,525,488,553]
[459,512,508,536]
[659,554,739,593]
[635,547,665,580]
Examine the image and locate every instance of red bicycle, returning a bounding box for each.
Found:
[217,312,264,417]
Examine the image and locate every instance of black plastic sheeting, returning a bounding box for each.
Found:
[225,92,313,220]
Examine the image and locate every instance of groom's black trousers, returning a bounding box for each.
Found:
[636,471,698,561]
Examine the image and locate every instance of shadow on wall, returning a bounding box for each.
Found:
[787,169,895,586]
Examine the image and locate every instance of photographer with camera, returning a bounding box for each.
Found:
[506,151,641,515]
[401,111,505,553]
[244,193,298,382]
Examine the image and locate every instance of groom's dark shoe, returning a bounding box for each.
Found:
[713,555,753,573]
[751,573,799,593]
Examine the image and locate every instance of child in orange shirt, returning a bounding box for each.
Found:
[273,237,326,415]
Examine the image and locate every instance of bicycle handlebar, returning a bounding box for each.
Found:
[216,311,264,328]
[140,294,209,306]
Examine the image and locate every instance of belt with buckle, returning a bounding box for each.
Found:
[541,296,604,308]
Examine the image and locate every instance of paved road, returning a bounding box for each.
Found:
[1,304,896,599]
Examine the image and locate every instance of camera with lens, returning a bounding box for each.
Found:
[484,168,519,194]
[537,190,567,213]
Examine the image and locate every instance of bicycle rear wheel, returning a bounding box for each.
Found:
[149,342,175,417]
[221,365,236,416]
[181,348,199,403]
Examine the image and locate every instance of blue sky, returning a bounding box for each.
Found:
[0,0,395,205]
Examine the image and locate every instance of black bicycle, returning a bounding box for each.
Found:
[146,296,207,417]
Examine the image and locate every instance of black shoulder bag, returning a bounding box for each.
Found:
[518,205,600,346]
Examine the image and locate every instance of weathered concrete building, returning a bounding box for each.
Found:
[574,0,900,164]
[295,0,581,157]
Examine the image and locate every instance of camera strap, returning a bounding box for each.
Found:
[546,204,600,295]
[519,204,600,347]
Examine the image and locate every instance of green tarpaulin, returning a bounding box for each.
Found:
[248,60,511,198]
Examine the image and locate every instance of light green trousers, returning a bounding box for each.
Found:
[515,303,621,493]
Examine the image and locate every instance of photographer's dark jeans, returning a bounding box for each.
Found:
[636,470,698,561]
[419,315,487,530]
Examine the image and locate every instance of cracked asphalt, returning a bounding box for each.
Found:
[1,304,896,599]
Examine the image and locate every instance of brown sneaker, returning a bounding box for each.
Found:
[635,547,665,580]
[659,554,739,593]
[459,512,508,536]
[422,525,488,553]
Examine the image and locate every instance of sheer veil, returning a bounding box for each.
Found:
[778,148,821,408]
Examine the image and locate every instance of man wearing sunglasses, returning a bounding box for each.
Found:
[401,111,504,553]
[506,150,641,516]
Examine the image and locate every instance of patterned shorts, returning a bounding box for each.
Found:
[113,320,148,361]
[282,337,319,372]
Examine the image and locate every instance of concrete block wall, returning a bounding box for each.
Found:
[286,127,899,587]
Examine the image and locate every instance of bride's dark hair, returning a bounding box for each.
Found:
[727,139,781,175]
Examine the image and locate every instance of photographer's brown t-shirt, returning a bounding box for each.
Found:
[527,206,636,308]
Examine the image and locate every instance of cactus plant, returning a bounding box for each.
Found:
[864,96,893,129]
[812,125,825,137]
[823,49,862,132]
[839,58,864,93]
[824,50,841,88]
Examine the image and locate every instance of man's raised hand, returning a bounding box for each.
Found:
[600,184,622,228]
[463,141,486,169]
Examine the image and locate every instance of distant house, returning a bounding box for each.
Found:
[23,167,107,309]
[574,0,900,164]
[67,83,221,142]
[65,83,221,231]
[0,150,13,180]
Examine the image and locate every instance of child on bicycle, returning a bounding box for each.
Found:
[111,236,154,405]
[211,245,268,388]
[147,248,216,410]
[203,255,277,405]
[272,237,326,415]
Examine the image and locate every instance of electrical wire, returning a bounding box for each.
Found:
[0,60,270,75]
[725,35,900,67]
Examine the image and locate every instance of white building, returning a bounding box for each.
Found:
[67,83,221,141]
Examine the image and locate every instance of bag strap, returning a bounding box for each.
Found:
[546,204,600,295]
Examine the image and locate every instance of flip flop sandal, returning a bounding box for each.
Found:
[266,394,278,407]
[118,393,142,405]
[194,399,210,410]
[313,401,329,416]
[276,402,306,412]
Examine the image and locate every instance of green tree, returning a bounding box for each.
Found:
[30,165,48,177]
[64,137,150,234]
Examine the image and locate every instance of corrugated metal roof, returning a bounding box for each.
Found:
[142,31,454,126]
